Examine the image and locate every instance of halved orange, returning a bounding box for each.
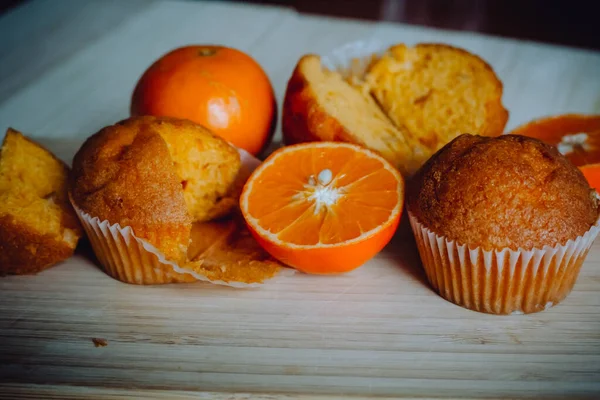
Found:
[240,142,404,274]
[510,114,600,191]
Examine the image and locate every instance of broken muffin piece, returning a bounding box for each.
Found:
[283,44,508,176]
[0,128,83,275]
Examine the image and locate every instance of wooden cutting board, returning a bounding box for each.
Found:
[1,1,600,398]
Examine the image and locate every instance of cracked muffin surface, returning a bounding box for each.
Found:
[408,134,599,250]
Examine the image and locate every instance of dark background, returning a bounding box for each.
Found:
[1,0,599,50]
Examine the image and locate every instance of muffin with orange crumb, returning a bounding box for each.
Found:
[283,43,508,176]
[70,116,243,283]
[408,134,600,314]
[0,128,82,275]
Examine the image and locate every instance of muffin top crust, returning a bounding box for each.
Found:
[408,134,599,250]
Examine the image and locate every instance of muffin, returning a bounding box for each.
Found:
[0,128,82,275]
[283,43,508,176]
[407,134,600,314]
[70,116,244,283]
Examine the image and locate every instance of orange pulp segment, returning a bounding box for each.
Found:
[240,142,404,274]
[580,164,600,193]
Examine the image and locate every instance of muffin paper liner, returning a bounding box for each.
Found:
[320,39,387,80]
[71,148,293,287]
[408,211,600,314]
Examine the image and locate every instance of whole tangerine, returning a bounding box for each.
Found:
[131,45,276,155]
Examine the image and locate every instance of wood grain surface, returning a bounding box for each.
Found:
[1,1,600,398]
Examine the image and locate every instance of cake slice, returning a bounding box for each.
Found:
[365,43,508,152]
[282,55,429,177]
[0,128,82,275]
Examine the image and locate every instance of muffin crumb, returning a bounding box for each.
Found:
[92,338,108,347]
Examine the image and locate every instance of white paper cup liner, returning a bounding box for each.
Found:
[408,211,600,314]
[320,39,388,80]
[71,147,293,287]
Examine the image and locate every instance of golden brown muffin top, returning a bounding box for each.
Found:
[408,134,599,250]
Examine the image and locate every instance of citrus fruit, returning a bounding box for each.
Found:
[510,114,600,191]
[131,45,276,155]
[239,142,404,274]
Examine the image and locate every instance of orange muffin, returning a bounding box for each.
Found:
[407,134,600,314]
[70,116,242,282]
[282,43,507,176]
[0,128,82,275]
